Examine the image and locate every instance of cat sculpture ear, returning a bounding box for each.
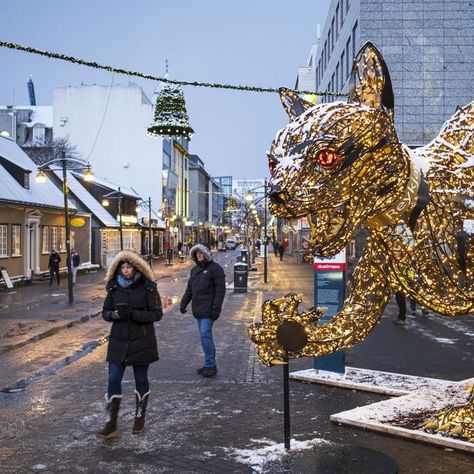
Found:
[348,42,394,114]
[279,87,315,121]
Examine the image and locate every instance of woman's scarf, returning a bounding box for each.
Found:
[117,270,142,288]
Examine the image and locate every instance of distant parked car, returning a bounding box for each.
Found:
[218,241,226,252]
[226,238,236,250]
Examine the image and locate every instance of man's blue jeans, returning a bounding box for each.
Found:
[108,362,149,397]
[197,317,216,367]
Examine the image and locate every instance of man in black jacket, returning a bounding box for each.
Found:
[180,244,225,377]
[48,250,61,286]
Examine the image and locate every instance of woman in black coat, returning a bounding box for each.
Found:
[97,250,163,440]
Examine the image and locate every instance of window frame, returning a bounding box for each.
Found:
[59,226,66,253]
[42,225,50,254]
[11,224,22,257]
[0,224,8,258]
[51,226,58,253]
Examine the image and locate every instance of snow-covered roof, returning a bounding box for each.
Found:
[0,105,53,128]
[25,106,53,128]
[137,208,166,229]
[72,172,139,198]
[0,136,74,209]
[53,170,119,228]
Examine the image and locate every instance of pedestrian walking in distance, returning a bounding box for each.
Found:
[48,250,61,286]
[278,241,285,261]
[273,239,279,257]
[71,249,80,285]
[180,244,225,377]
[97,250,163,440]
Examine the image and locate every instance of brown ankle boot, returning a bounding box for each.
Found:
[96,394,122,440]
[132,390,150,434]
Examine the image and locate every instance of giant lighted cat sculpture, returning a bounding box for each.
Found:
[248,42,473,366]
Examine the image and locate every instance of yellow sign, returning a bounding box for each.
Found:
[70,217,86,227]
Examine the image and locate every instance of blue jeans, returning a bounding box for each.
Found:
[197,318,216,367]
[108,362,149,397]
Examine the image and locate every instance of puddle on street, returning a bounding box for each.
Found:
[0,336,108,395]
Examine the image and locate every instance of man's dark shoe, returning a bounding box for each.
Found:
[197,367,205,374]
[201,366,217,377]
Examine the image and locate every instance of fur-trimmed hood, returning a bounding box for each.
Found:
[105,250,154,282]
[190,244,213,263]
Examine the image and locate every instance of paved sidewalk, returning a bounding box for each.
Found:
[0,257,194,354]
[0,250,472,473]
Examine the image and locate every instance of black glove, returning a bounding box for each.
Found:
[180,306,187,314]
[115,305,129,320]
[110,310,121,321]
[211,307,221,320]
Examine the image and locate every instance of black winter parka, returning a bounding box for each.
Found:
[102,277,163,366]
[180,260,226,319]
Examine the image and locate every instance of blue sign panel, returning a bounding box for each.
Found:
[313,252,346,373]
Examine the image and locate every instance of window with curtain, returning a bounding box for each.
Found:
[59,227,66,252]
[51,226,58,252]
[0,225,8,257]
[42,226,49,254]
[12,225,21,256]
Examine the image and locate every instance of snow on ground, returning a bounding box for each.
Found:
[330,378,474,453]
[290,366,454,396]
[224,437,330,473]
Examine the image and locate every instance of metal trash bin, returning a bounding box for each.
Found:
[233,261,248,293]
[241,249,248,264]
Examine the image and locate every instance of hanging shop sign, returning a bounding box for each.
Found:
[120,215,138,225]
[70,217,86,227]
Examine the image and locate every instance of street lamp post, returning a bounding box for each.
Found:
[244,181,269,283]
[61,157,74,305]
[35,152,94,305]
[102,188,125,251]
[136,197,153,266]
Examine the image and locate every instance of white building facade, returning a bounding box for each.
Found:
[53,84,164,218]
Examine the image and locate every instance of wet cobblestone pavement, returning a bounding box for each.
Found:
[0,250,473,473]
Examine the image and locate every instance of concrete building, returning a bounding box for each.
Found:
[188,154,224,247]
[53,84,165,221]
[0,105,53,146]
[162,136,190,248]
[313,0,474,145]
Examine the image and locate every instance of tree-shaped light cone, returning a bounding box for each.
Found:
[148,85,194,138]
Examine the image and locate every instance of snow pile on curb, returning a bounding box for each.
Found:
[224,437,329,473]
[290,366,454,396]
[331,378,474,453]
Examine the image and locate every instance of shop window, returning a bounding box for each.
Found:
[0,225,7,257]
[51,226,58,252]
[59,227,66,252]
[42,226,49,254]
[11,225,21,256]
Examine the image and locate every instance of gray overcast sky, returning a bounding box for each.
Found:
[0,0,331,180]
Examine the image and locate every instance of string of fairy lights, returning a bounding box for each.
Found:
[0,40,347,97]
